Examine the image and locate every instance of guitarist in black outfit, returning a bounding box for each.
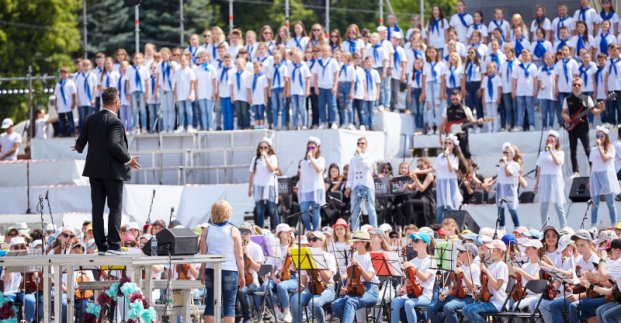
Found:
[439,90,483,159]
[561,77,605,177]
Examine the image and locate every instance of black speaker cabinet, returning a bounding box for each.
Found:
[142,228,198,256]
[569,177,590,203]
[444,210,480,233]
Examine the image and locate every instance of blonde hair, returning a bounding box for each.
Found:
[211,200,232,223]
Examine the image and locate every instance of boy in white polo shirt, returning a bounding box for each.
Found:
[287,49,311,130]
[54,67,77,137]
[555,45,579,125]
[312,44,340,129]
[75,59,98,132]
[194,51,217,131]
[481,62,502,132]
[231,57,252,130]
[126,53,150,133]
[512,49,538,131]
[390,32,407,112]
[173,55,196,132]
[249,61,269,129]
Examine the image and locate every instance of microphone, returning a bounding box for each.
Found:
[45,190,49,200]
[587,199,594,206]
[500,198,508,204]
[544,146,549,152]
[169,207,175,226]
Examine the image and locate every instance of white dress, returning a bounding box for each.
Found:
[536,149,566,204]
[589,145,621,196]
[434,153,463,209]
[249,155,278,203]
[496,160,520,209]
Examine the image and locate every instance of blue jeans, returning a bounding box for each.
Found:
[427,295,474,323]
[332,283,379,323]
[499,205,520,228]
[363,100,376,129]
[502,93,516,128]
[252,104,266,121]
[192,101,200,128]
[120,104,134,130]
[557,92,570,127]
[300,201,321,231]
[377,69,391,108]
[177,100,194,130]
[516,95,535,128]
[338,82,353,126]
[541,202,566,228]
[550,296,605,322]
[591,194,617,227]
[291,287,336,323]
[57,111,75,137]
[238,283,262,319]
[465,81,482,120]
[221,97,234,130]
[350,185,377,230]
[273,277,298,308]
[78,105,93,131]
[160,90,175,131]
[437,206,452,224]
[131,91,147,130]
[5,292,38,322]
[147,103,160,132]
[203,269,238,317]
[540,99,556,128]
[606,90,621,124]
[462,301,498,323]
[353,99,367,128]
[270,88,286,128]
[291,95,307,128]
[197,98,215,130]
[235,100,250,129]
[75,298,89,323]
[597,301,621,323]
[408,88,424,130]
[390,295,431,323]
[318,88,337,123]
[255,200,278,230]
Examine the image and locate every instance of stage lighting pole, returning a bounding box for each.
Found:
[229,0,234,34]
[325,0,329,34]
[379,0,384,25]
[285,0,290,28]
[179,0,184,46]
[83,0,88,59]
[135,4,140,54]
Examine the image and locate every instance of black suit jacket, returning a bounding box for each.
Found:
[75,109,131,181]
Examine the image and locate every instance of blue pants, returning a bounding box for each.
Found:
[291,287,336,323]
[338,82,353,126]
[120,103,134,130]
[350,185,378,230]
[499,205,520,228]
[57,111,75,137]
[176,100,194,130]
[362,100,376,129]
[465,81,482,120]
[203,269,238,317]
[516,95,535,128]
[541,202,567,228]
[131,91,147,130]
[437,206,452,225]
[78,105,93,132]
[377,68,391,108]
[427,295,474,323]
[550,296,605,322]
[235,100,250,129]
[408,88,424,130]
[591,194,617,227]
[255,200,278,230]
[462,301,498,323]
[6,292,38,322]
[300,201,321,231]
[390,295,431,323]
[540,99,557,128]
[238,283,262,319]
[270,88,286,128]
[606,90,621,124]
[197,98,214,130]
[557,92,570,127]
[596,301,621,323]
[160,90,175,131]
[147,103,160,132]
[332,284,379,323]
[192,101,200,128]
[291,95,307,128]
[502,93,516,128]
[352,99,367,128]
[252,104,266,121]
[221,97,234,130]
[273,277,298,308]
[318,88,337,123]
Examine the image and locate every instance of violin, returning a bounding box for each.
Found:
[308,270,326,294]
[572,265,598,297]
[448,271,467,299]
[511,272,524,301]
[345,246,366,296]
[280,254,293,281]
[478,255,492,302]
[239,240,253,287]
[20,272,43,294]
[76,271,93,299]
[539,270,558,300]
[177,264,191,280]
[405,266,423,298]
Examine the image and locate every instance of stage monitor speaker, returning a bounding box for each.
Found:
[444,210,480,233]
[142,228,198,256]
[569,177,590,203]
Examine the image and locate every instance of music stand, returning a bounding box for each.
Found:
[333,248,351,278]
[251,235,274,257]
[290,247,328,323]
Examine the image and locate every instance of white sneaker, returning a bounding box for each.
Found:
[348,124,356,130]
[512,126,522,132]
[529,126,535,131]
[570,172,580,179]
[188,126,195,133]
[318,124,324,129]
[331,123,338,130]
[359,125,366,131]
[302,126,307,130]
[475,128,481,134]
[283,311,292,323]
[174,128,184,133]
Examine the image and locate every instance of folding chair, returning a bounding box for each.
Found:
[492,279,548,323]
[250,264,277,322]
[479,275,517,322]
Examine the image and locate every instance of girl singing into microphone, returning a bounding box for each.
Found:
[434,134,465,223]
[534,130,567,227]
[484,142,522,230]
[298,136,326,231]
[589,126,620,227]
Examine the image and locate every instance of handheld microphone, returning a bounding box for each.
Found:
[169,207,175,226]
[45,190,49,200]
[587,199,594,206]
[544,146,549,152]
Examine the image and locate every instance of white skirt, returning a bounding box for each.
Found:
[496,183,519,209]
[590,170,621,197]
[252,184,277,203]
[436,178,463,209]
[538,174,566,204]
[298,188,326,205]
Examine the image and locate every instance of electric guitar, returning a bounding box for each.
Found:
[445,117,495,135]
[563,92,616,131]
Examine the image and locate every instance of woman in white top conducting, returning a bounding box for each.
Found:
[534,130,566,227]
[589,125,620,227]
[298,136,326,232]
[248,137,279,229]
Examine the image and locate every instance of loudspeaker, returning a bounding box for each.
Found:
[142,228,198,256]
[444,210,480,233]
[569,177,590,203]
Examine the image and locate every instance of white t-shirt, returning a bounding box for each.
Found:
[551,16,576,41]
[230,69,251,102]
[366,45,388,69]
[575,62,597,92]
[173,66,196,101]
[287,36,310,51]
[249,155,278,188]
[424,61,445,84]
[482,51,507,74]
[536,149,565,175]
[409,256,436,300]
[606,58,621,91]
[569,35,595,59]
[227,44,243,60]
[573,7,599,36]
[126,65,150,93]
[54,79,77,113]
[353,252,380,284]
[450,13,474,44]
[363,68,381,101]
[443,65,464,89]
[289,64,311,96]
[249,73,268,105]
[530,18,553,35]
[392,46,408,80]
[312,58,339,89]
[304,248,337,283]
[499,59,517,93]
[511,62,537,96]
[594,33,618,56]
[217,67,233,98]
[75,72,98,106]
[575,253,600,276]
[497,160,520,185]
[487,260,509,311]
[0,271,22,294]
[246,240,266,286]
[353,67,366,100]
[341,39,365,56]
[481,75,502,103]
[521,261,541,296]
[338,64,356,83]
[267,63,289,90]
[100,70,120,91]
[192,64,215,100]
[467,24,489,40]
[257,55,274,71]
[426,18,449,49]
[462,263,481,296]
[434,154,459,179]
[554,58,579,93]
[298,156,326,201]
[589,144,616,172]
[156,61,179,92]
[614,140,621,172]
[537,65,556,100]
[0,132,21,160]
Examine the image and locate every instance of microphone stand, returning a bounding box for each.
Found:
[580,201,593,229]
[45,190,56,228]
[26,160,32,214]
[493,200,505,239]
[146,189,156,225]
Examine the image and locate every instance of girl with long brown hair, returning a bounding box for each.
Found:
[589,126,620,226]
[248,137,279,229]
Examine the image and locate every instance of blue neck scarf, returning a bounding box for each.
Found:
[610,58,619,77]
[506,59,514,82]
[556,38,568,52]
[83,72,92,102]
[487,74,495,100]
[580,6,591,22]
[364,68,374,93]
[595,65,605,87]
[339,64,348,79]
[600,33,610,55]
[236,71,242,91]
[534,40,547,58]
[601,10,615,21]
[348,39,357,54]
[557,16,568,40]
[430,18,441,34]
[414,69,422,86]
[387,23,401,40]
[292,64,303,89]
[252,72,264,93]
[272,62,283,88]
[467,62,475,81]
[449,66,457,88]
[201,63,211,72]
[105,72,111,88]
[220,67,230,83]
[294,37,303,50]
[58,80,67,106]
[430,61,437,81]
[562,58,571,84]
[515,38,524,56]
[579,63,591,87]
[133,65,143,93]
[318,58,331,78]
[393,47,401,70]
[457,12,471,28]
[163,62,172,89]
[372,44,381,64]
[520,62,531,78]
[542,64,553,76]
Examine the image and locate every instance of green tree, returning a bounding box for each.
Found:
[0,0,81,121]
[390,0,458,27]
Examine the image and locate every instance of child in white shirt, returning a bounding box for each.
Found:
[313,44,340,129]
[54,67,77,137]
[268,52,289,129]
[406,58,425,132]
[481,62,502,132]
[126,53,150,132]
[75,60,98,132]
[535,52,558,129]
[231,57,252,130]
[500,44,518,130]
[217,54,235,130]
[337,52,355,129]
[173,55,196,132]
[511,49,538,131]
[194,51,217,131]
[249,61,269,128]
[155,48,179,132]
[362,56,381,130]
[390,32,407,111]
[422,47,446,134]
[147,63,161,132]
[351,54,368,130]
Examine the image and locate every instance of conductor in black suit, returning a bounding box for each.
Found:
[74,87,141,252]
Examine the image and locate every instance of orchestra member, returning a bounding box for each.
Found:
[236,223,265,323]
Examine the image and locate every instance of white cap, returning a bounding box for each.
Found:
[275,223,294,236]
[10,237,26,246]
[31,240,43,248]
[45,223,56,232]
[519,238,543,249]
[1,118,13,129]
[418,226,434,237]
[308,136,321,146]
[360,224,373,232]
[260,137,273,147]
[377,26,387,32]
[379,223,393,232]
[392,32,403,39]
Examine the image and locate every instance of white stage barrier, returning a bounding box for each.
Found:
[0,159,87,187]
